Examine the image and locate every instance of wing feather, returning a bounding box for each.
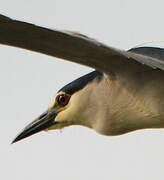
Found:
[0,14,164,76]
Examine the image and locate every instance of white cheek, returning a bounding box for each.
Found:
[55,105,75,122]
[55,95,85,123]
[54,82,97,125]
[55,110,68,122]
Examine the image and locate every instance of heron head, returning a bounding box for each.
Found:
[12,71,102,143]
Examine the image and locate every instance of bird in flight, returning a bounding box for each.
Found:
[0,14,164,143]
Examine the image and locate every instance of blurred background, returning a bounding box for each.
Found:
[0,0,164,179]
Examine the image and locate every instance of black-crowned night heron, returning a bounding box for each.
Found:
[0,15,164,143]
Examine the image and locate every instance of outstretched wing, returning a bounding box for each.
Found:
[0,14,164,76]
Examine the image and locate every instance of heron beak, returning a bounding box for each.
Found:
[12,110,57,144]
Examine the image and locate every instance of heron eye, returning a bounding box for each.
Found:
[57,94,70,106]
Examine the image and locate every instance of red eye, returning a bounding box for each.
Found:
[57,94,70,106]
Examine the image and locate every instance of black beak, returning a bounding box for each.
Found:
[12,110,57,144]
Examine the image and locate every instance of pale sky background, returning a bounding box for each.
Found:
[1,0,164,180]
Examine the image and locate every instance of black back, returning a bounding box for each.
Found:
[129,47,164,61]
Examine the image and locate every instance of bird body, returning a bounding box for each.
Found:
[68,69,164,136]
[0,14,164,143]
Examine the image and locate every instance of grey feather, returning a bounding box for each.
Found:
[0,14,164,75]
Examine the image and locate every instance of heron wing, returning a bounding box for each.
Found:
[0,14,164,76]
